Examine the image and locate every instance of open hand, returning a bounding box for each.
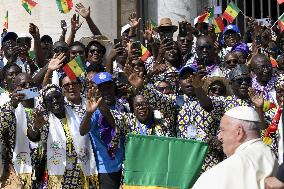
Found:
[71,14,83,33]
[86,85,102,113]
[48,53,66,71]
[129,12,141,28]
[75,3,90,19]
[248,87,264,108]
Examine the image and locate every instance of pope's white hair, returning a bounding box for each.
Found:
[229,117,261,137]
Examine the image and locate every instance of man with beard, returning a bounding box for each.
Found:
[80,72,128,189]
[189,35,223,77]
[251,54,277,104]
[125,64,223,171]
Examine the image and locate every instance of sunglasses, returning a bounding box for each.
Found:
[156,86,172,92]
[196,45,212,51]
[208,86,225,94]
[233,77,252,85]
[225,59,238,64]
[53,46,69,53]
[89,48,103,55]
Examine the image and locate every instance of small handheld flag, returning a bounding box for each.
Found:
[223,2,241,23]
[56,0,73,14]
[278,13,284,32]
[140,44,151,62]
[3,11,8,29]
[22,0,37,15]
[62,56,85,80]
[213,16,224,33]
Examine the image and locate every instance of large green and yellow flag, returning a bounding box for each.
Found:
[123,134,208,189]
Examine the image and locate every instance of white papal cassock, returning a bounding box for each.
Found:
[193,139,279,189]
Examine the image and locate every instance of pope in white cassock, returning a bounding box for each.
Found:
[193,106,279,189]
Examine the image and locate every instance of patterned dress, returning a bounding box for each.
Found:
[140,85,222,171]
[252,77,277,104]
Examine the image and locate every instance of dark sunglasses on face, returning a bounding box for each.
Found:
[17,82,34,89]
[208,86,225,94]
[156,86,172,92]
[89,48,103,55]
[3,40,16,47]
[233,77,252,85]
[197,45,212,51]
[226,59,238,64]
[53,46,69,53]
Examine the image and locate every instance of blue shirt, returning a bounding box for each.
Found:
[89,109,124,173]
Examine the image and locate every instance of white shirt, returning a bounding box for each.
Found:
[193,139,279,189]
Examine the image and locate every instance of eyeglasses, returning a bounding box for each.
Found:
[259,64,272,70]
[233,77,252,85]
[208,86,225,94]
[225,59,238,64]
[53,46,69,53]
[156,86,172,92]
[17,82,34,89]
[134,102,149,109]
[89,48,103,55]
[196,45,212,51]
[62,82,81,90]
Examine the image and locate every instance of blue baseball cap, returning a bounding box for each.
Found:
[223,25,240,35]
[93,72,113,85]
[1,32,18,45]
[178,65,197,77]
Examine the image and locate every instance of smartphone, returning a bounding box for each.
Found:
[131,41,141,50]
[61,20,67,29]
[179,22,187,37]
[114,38,122,46]
[17,87,39,100]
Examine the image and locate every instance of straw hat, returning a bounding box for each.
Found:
[157,18,178,32]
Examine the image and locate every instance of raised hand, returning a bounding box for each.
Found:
[86,85,102,113]
[75,3,90,19]
[71,14,83,33]
[248,88,264,108]
[143,20,156,42]
[108,43,125,61]
[10,89,25,108]
[29,23,40,39]
[48,53,66,71]
[129,12,141,28]
[191,73,206,89]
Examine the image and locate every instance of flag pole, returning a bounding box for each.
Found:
[271,12,284,29]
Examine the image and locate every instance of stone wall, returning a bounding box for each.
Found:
[0,0,118,42]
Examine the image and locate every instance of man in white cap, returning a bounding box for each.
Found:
[193,106,279,189]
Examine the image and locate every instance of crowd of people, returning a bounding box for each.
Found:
[0,2,284,189]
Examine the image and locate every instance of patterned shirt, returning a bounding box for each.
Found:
[252,76,277,104]
[140,85,222,171]
[111,111,170,137]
